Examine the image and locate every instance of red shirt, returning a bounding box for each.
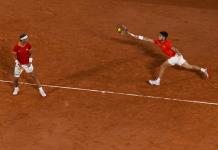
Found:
[13,42,32,64]
[154,39,176,57]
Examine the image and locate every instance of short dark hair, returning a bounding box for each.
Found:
[160,31,168,39]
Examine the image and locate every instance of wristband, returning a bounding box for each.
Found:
[29,58,33,63]
[15,60,19,64]
[138,35,144,40]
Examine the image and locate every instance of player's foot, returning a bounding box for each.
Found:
[13,87,20,96]
[201,68,209,78]
[39,87,46,97]
[148,79,160,86]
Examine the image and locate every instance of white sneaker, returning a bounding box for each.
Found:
[39,87,46,97]
[13,87,20,96]
[201,68,209,78]
[148,79,160,86]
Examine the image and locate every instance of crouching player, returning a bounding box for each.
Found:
[12,34,46,97]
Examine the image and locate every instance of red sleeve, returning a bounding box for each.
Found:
[154,39,160,45]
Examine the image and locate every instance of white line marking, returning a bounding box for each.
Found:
[0,79,218,106]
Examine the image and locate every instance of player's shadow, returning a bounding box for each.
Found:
[110,37,166,77]
[83,25,165,77]
[46,34,167,94]
[46,37,167,94]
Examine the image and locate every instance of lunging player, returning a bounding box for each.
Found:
[12,34,46,97]
[123,29,209,85]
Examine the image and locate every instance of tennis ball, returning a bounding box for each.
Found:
[117,28,121,32]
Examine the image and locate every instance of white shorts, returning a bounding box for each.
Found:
[168,54,186,66]
[14,64,34,78]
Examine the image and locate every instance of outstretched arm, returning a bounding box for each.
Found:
[127,32,154,43]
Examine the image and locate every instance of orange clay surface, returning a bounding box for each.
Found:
[0,0,218,150]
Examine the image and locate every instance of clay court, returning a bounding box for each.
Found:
[0,0,218,149]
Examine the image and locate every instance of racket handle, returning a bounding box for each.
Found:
[128,32,138,39]
[127,32,134,36]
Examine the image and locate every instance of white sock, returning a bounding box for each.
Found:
[39,87,43,91]
[156,78,160,82]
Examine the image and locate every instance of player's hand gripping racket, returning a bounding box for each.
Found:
[116,24,138,39]
[116,24,128,35]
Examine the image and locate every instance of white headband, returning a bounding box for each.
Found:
[20,35,28,40]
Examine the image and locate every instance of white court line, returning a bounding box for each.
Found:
[0,79,218,106]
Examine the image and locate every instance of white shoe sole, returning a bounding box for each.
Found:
[148,80,160,86]
[39,91,47,97]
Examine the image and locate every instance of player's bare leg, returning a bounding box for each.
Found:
[14,77,19,87]
[158,61,172,80]
[30,72,41,87]
[13,77,20,95]
[149,60,172,85]
[181,62,209,78]
[30,72,46,97]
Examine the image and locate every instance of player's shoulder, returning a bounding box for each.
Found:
[154,39,160,44]
[25,42,32,48]
[165,40,172,43]
[164,40,173,46]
